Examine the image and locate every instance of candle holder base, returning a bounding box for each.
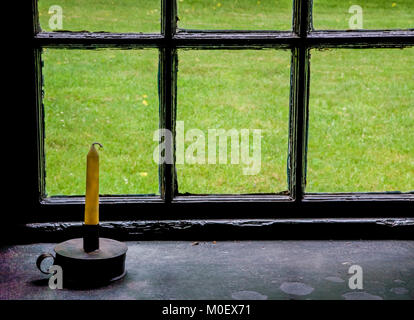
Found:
[37,238,127,288]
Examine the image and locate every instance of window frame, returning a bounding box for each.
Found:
[29,0,414,223]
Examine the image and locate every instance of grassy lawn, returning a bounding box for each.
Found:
[177,0,292,30]
[177,50,290,194]
[39,0,161,32]
[43,49,160,195]
[313,0,414,30]
[308,48,414,192]
[39,0,414,196]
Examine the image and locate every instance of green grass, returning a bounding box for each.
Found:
[38,0,161,32]
[308,48,414,192]
[177,50,290,194]
[313,0,414,30]
[39,0,414,196]
[177,0,292,30]
[43,49,159,195]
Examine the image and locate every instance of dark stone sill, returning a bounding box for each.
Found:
[2,218,414,244]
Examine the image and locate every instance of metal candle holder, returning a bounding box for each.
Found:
[36,224,127,288]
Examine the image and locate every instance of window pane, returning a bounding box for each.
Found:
[38,0,160,33]
[177,50,291,194]
[178,0,292,30]
[313,0,414,30]
[307,48,414,193]
[43,49,159,196]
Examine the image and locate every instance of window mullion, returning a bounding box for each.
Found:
[160,0,178,202]
[32,0,45,203]
[290,0,311,201]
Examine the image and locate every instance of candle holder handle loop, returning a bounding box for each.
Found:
[36,253,55,275]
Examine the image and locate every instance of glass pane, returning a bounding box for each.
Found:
[307,48,414,193]
[178,0,292,30]
[177,50,291,194]
[313,0,414,30]
[43,49,159,196]
[38,0,160,33]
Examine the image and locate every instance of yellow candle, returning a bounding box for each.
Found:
[84,142,102,225]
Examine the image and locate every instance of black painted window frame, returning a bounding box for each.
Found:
[30,0,414,222]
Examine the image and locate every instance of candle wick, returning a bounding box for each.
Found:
[92,142,103,149]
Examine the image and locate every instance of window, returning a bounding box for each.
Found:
[43,49,160,196]
[31,0,414,222]
[308,48,414,193]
